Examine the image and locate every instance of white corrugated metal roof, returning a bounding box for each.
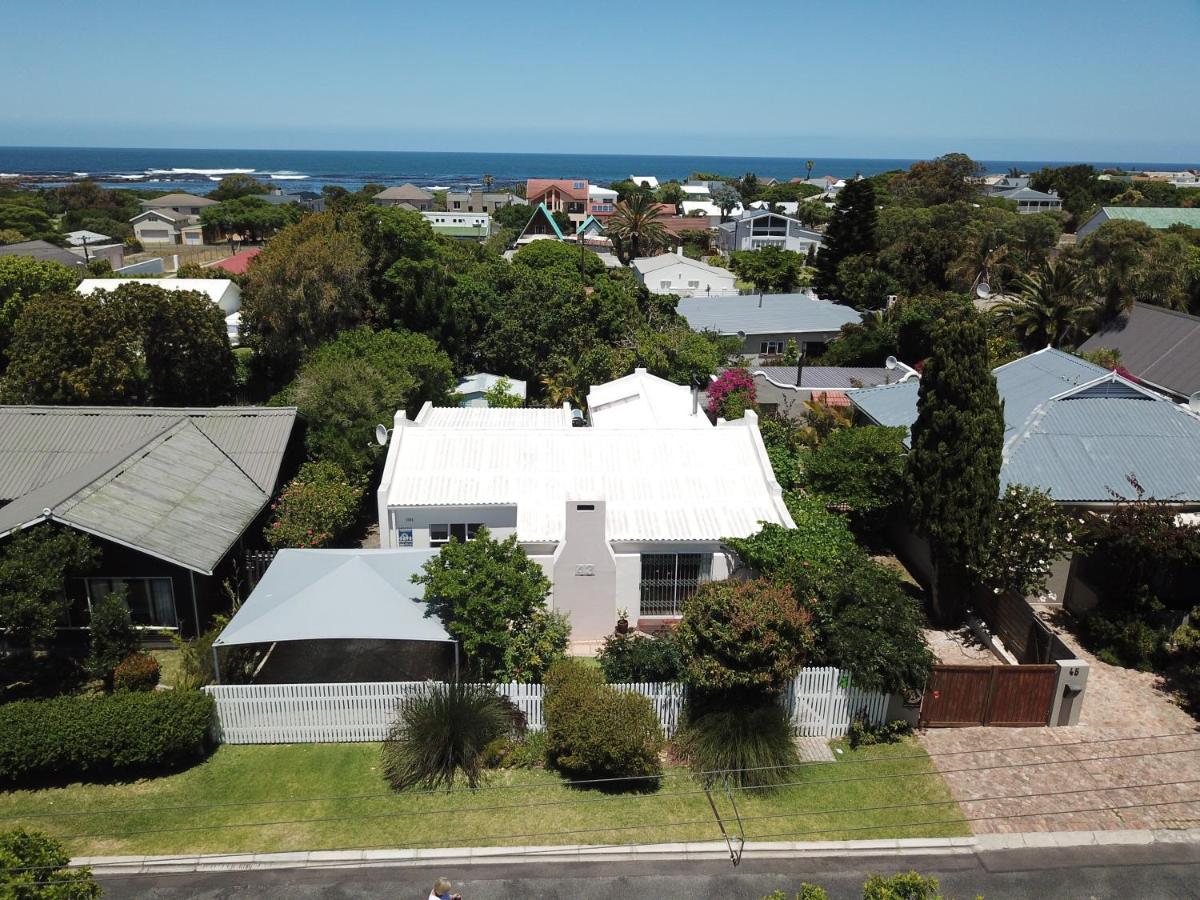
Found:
[383,414,791,542]
[415,403,572,429]
[77,278,241,314]
[587,368,710,428]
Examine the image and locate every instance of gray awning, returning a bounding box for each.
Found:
[214,549,452,647]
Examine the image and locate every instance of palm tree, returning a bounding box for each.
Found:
[806,160,815,182]
[540,357,584,407]
[606,193,670,264]
[482,174,494,190]
[992,262,1094,351]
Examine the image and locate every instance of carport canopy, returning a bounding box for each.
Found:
[213,548,453,648]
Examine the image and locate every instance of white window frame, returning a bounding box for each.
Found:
[430,522,484,547]
[83,576,179,629]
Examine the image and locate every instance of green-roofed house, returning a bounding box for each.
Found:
[420,211,492,241]
[1076,206,1200,240]
[515,202,565,244]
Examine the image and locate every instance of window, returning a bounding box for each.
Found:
[759,340,784,355]
[660,280,672,289]
[640,554,712,616]
[452,201,461,209]
[430,523,484,547]
[688,280,700,288]
[85,577,178,628]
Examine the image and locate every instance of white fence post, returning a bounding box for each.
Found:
[202,670,889,745]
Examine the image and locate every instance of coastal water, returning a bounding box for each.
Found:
[0,146,1195,195]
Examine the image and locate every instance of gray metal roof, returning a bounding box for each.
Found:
[214,549,451,647]
[1078,303,1200,399]
[849,349,1200,504]
[677,294,861,336]
[0,406,297,573]
[0,239,88,268]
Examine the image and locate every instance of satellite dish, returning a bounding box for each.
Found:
[885,355,899,370]
[1189,391,1200,412]
[975,282,991,300]
[374,424,390,447]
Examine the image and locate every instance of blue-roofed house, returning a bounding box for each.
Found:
[849,347,1200,509]
[677,293,862,363]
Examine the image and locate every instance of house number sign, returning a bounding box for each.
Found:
[574,564,595,576]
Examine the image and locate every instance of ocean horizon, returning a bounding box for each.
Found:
[1,145,1196,195]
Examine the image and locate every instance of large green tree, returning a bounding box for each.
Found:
[813,178,877,301]
[207,173,271,202]
[0,257,80,364]
[730,246,810,295]
[994,261,1093,351]
[904,307,1004,623]
[891,153,983,207]
[0,527,99,648]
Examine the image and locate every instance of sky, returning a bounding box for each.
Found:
[2,0,1198,162]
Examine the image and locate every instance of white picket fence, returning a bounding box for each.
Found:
[203,669,884,745]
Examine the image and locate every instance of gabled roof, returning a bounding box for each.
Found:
[676,294,861,336]
[140,193,216,208]
[131,208,195,224]
[1092,207,1200,230]
[0,239,88,268]
[629,175,659,189]
[993,186,1060,202]
[526,179,589,201]
[373,183,434,201]
[0,406,297,573]
[517,203,565,240]
[1078,302,1200,399]
[586,368,710,429]
[631,252,730,278]
[576,215,606,235]
[414,401,571,430]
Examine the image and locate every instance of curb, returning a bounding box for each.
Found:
[76,829,1200,876]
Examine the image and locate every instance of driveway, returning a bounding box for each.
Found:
[918,628,1200,833]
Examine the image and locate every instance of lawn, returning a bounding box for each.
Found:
[0,739,967,857]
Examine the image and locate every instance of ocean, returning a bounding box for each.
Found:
[0,146,1196,195]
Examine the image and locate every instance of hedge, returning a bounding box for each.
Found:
[0,690,213,785]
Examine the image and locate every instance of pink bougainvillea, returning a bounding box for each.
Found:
[707,367,757,418]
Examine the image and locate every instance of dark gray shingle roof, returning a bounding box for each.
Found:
[1078,303,1200,399]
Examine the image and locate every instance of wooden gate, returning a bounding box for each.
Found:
[919,665,1057,727]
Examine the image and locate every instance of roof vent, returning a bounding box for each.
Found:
[570,408,586,427]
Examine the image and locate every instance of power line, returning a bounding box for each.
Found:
[12,730,1199,822]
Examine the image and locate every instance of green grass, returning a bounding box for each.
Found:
[149,649,183,688]
[0,739,966,857]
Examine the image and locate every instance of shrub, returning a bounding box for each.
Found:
[801,425,908,527]
[0,653,86,702]
[501,608,571,683]
[974,483,1073,599]
[847,717,913,750]
[380,683,517,791]
[675,696,800,788]
[113,651,161,692]
[707,367,756,419]
[0,690,213,785]
[0,828,100,898]
[596,632,684,683]
[480,730,547,770]
[543,659,664,786]
[85,591,140,685]
[265,460,365,549]
[861,871,943,899]
[761,887,829,900]
[676,579,813,694]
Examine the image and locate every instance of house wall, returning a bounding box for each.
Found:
[383,506,519,549]
[736,331,839,363]
[640,263,736,297]
[134,219,177,245]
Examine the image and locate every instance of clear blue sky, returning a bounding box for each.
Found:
[3,0,1198,161]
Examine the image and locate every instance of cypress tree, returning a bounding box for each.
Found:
[813,177,877,301]
[904,307,1004,624]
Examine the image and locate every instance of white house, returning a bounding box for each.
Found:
[716,210,824,255]
[681,200,744,221]
[456,372,527,407]
[631,252,737,297]
[629,175,659,190]
[77,277,242,343]
[421,211,491,240]
[586,368,710,428]
[130,209,204,246]
[376,384,793,642]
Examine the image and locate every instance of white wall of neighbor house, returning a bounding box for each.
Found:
[383,505,518,549]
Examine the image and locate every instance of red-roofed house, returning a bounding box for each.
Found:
[207,247,262,276]
[526,179,591,225]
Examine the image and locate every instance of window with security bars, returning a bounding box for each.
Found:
[639,553,712,616]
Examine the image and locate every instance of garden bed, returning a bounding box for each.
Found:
[0,739,966,857]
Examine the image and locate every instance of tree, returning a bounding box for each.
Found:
[240,211,373,380]
[265,460,366,549]
[483,376,523,408]
[795,201,831,228]
[835,253,898,310]
[0,256,80,363]
[892,153,983,206]
[993,261,1093,350]
[414,528,557,680]
[814,178,877,300]
[905,307,1004,623]
[0,527,99,648]
[1077,219,1156,319]
[492,202,536,232]
[282,328,457,477]
[0,828,101,899]
[200,196,297,241]
[802,425,908,525]
[85,591,140,685]
[207,173,271,202]
[974,484,1073,599]
[730,246,809,295]
[711,183,742,220]
[606,193,670,264]
[676,578,813,694]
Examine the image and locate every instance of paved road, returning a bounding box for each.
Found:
[98,843,1200,899]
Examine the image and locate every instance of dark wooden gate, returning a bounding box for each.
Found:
[919,665,1057,727]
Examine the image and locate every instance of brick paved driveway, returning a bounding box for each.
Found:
[918,629,1200,833]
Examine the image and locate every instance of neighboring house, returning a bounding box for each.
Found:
[749,200,800,216]
[629,175,659,190]
[1076,206,1200,240]
[586,367,710,428]
[0,239,89,269]
[680,184,711,201]
[445,190,523,214]
[421,211,491,240]
[848,347,1200,509]
[681,200,744,221]
[515,203,566,244]
[990,185,1062,214]
[139,193,217,217]
[456,372,527,407]
[130,208,204,246]
[526,179,591,225]
[744,366,900,415]
[64,229,112,247]
[1078,302,1200,401]
[0,406,298,635]
[255,190,326,212]
[376,384,794,639]
[676,293,862,361]
[372,184,435,210]
[588,184,618,217]
[62,230,124,269]
[715,209,824,254]
[630,252,737,297]
[77,277,242,342]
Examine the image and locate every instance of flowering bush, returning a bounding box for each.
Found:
[113,652,161,692]
[973,483,1073,599]
[707,367,756,419]
[265,460,365,549]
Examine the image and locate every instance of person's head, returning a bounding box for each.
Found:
[433,877,452,897]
